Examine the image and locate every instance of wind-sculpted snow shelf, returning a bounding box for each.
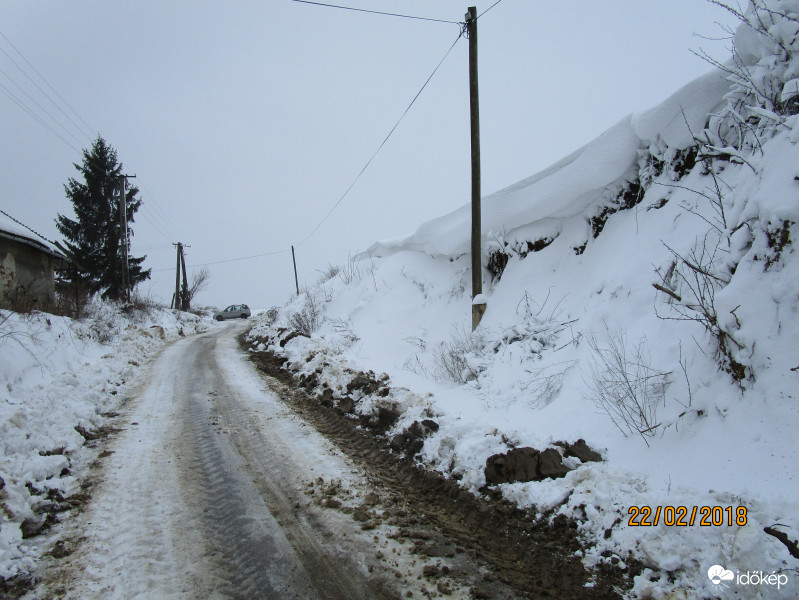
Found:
[243,327,632,597]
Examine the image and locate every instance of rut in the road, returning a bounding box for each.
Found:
[182,389,281,598]
[180,335,398,600]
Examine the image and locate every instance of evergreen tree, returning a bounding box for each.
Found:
[56,136,150,300]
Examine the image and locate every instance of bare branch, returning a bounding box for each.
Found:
[652,283,683,302]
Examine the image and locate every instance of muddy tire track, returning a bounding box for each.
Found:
[245,340,626,600]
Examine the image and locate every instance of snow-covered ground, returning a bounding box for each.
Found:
[248,3,799,597]
[0,301,212,585]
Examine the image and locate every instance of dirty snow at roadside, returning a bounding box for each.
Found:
[248,3,799,598]
[0,301,211,583]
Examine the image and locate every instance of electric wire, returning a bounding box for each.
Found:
[4,5,487,278]
[478,0,505,19]
[136,180,184,239]
[0,31,94,138]
[289,0,461,25]
[0,79,82,153]
[137,210,176,246]
[0,30,95,139]
[296,29,464,248]
[0,66,87,149]
[151,247,290,273]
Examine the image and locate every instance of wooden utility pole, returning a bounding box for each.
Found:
[173,242,182,310]
[119,175,136,302]
[466,6,485,330]
[291,245,300,296]
[180,245,190,311]
[118,178,127,302]
[118,174,135,303]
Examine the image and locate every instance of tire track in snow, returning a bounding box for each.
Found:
[175,331,398,600]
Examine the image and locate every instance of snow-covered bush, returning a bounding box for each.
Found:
[431,327,486,384]
[288,290,324,336]
[701,0,799,152]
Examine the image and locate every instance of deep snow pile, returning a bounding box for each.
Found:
[249,2,799,598]
[0,301,211,585]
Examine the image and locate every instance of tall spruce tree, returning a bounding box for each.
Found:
[56,136,150,300]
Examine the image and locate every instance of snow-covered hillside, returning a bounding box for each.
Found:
[249,2,799,597]
[0,302,211,587]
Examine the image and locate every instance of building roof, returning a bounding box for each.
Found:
[0,210,67,261]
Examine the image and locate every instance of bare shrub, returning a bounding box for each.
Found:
[89,312,117,344]
[288,291,323,336]
[186,267,210,305]
[262,306,280,326]
[339,253,362,285]
[330,317,359,345]
[121,289,165,322]
[403,353,432,379]
[432,327,486,384]
[586,327,671,445]
[523,360,578,408]
[654,231,747,382]
[318,264,340,283]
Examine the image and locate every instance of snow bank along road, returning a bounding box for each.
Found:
[29,322,619,599]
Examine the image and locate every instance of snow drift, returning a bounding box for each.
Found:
[365,67,731,258]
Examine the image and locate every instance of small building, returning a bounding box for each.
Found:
[0,211,66,311]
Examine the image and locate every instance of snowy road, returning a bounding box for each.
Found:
[34,322,404,599]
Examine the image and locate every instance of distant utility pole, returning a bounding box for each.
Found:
[118,174,135,303]
[180,245,190,311]
[172,242,190,311]
[291,245,300,296]
[466,6,484,331]
[173,242,182,310]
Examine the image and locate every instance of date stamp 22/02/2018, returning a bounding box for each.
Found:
[627,505,748,527]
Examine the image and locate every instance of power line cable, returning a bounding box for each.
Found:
[296,29,464,248]
[0,39,94,142]
[138,201,179,244]
[137,181,183,238]
[0,30,95,139]
[151,247,290,273]
[478,0,505,19]
[289,0,461,25]
[144,3,487,273]
[0,66,87,149]
[137,210,175,246]
[0,80,82,153]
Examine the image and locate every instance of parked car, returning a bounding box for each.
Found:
[214,304,251,321]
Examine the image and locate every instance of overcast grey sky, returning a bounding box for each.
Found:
[1,1,738,309]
